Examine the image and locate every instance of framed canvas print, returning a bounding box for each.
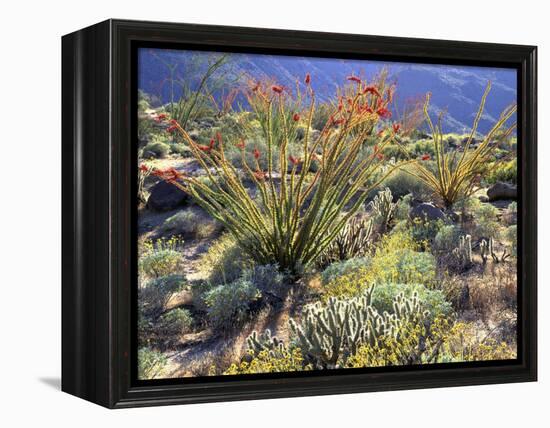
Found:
[62,19,537,408]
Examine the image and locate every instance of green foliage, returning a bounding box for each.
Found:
[242,264,287,298]
[321,257,371,285]
[289,288,430,368]
[505,225,517,257]
[138,274,186,318]
[486,159,517,185]
[158,308,194,338]
[138,347,167,379]
[160,76,404,275]
[472,201,500,240]
[409,83,517,208]
[394,194,413,221]
[204,278,261,330]
[433,224,462,253]
[369,283,453,321]
[198,233,252,284]
[503,201,517,226]
[160,209,221,239]
[378,166,431,200]
[143,140,170,159]
[324,230,436,298]
[139,238,182,278]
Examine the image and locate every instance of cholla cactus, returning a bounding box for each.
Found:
[288,287,428,368]
[320,216,373,264]
[368,188,396,231]
[480,237,509,264]
[246,329,287,359]
[452,234,472,268]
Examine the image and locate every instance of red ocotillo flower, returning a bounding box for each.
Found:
[251,81,260,92]
[393,123,401,133]
[164,167,185,181]
[376,107,392,119]
[152,168,164,177]
[139,164,149,173]
[253,169,267,181]
[289,155,302,166]
[253,147,261,159]
[363,86,381,97]
[169,119,178,125]
[305,73,311,85]
[347,75,361,83]
[377,129,385,137]
[376,152,384,160]
[333,118,346,126]
[421,154,431,161]
[236,139,246,149]
[154,113,168,122]
[272,85,284,94]
[167,125,178,133]
[293,113,300,122]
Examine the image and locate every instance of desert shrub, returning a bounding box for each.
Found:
[139,238,182,278]
[324,230,436,298]
[472,202,500,240]
[160,209,221,239]
[143,140,170,159]
[505,225,517,257]
[369,283,453,321]
[157,308,194,337]
[224,348,310,375]
[377,166,432,200]
[485,158,517,185]
[435,321,516,362]
[311,102,332,131]
[382,143,409,160]
[138,347,167,379]
[138,274,187,317]
[198,234,252,284]
[503,201,518,226]
[394,194,413,221]
[204,278,261,330]
[321,257,371,285]
[433,224,462,253]
[411,139,436,157]
[406,217,445,247]
[242,264,287,297]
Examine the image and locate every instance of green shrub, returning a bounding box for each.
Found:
[486,159,517,185]
[472,202,500,240]
[433,224,462,253]
[138,274,187,317]
[138,347,167,379]
[143,140,170,159]
[139,238,182,278]
[321,257,371,285]
[242,264,287,298]
[378,166,432,200]
[204,278,261,330]
[324,230,437,298]
[157,308,193,337]
[198,234,252,284]
[161,209,221,239]
[394,194,413,221]
[503,201,517,226]
[224,348,310,375]
[505,225,517,256]
[370,282,453,321]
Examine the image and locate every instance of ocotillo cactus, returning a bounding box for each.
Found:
[288,287,429,368]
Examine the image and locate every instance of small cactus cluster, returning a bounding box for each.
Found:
[320,216,373,265]
[288,286,429,368]
[369,188,396,231]
[245,329,288,361]
[480,237,510,264]
[452,234,472,268]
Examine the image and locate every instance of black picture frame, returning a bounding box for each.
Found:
[62,19,537,408]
